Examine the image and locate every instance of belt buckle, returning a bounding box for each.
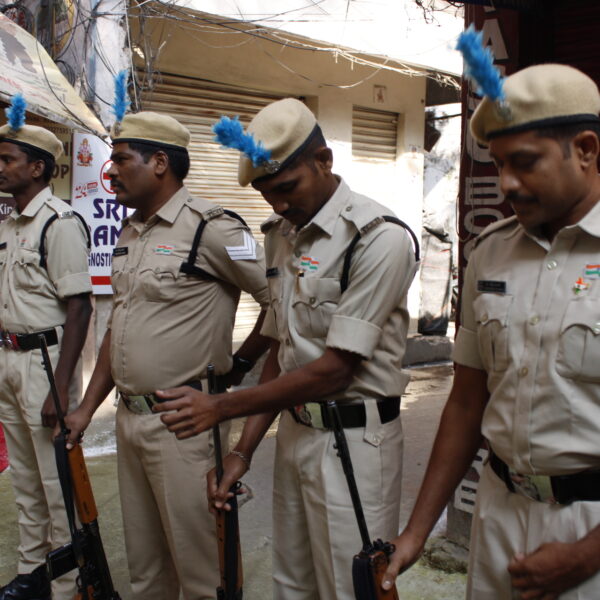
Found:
[121,393,154,415]
[0,330,14,349]
[508,469,556,504]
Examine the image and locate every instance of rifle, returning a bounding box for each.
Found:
[39,334,121,600]
[326,400,399,600]
[209,364,243,600]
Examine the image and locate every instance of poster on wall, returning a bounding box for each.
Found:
[71,132,130,294]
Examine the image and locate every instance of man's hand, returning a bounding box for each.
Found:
[154,386,221,439]
[508,541,597,599]
[57,406,93,449]
[41,388,68,429]
[207,452,250,515]
[380,530,425,591]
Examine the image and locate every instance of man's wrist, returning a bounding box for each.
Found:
[232,353,255,373]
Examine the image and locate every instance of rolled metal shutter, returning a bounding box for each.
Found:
[139,73,284,340]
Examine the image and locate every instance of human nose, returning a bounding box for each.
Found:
[498,167,521,197]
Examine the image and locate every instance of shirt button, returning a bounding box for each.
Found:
[285,338,291,346]
[309,297,316,305]
[520,367,529,377]
[594,322,600,334]
[547,260,558,270]
[129,268,135,273]
[529,316,540,325]
[481,313,488,322]
[294,250,301,258]
[345,205,353,212]
[3,304,7,309]
[123,302,128,308]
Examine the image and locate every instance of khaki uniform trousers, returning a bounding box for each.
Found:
[116,401,229,600]
[0,342,78,600]
[272,404,403,600]
[468,462,600,599]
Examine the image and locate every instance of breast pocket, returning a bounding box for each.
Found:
[556,298,600,383]
[473,293,513,373]
[292,277,341,339]
[12,247,42,291]
[139,257,181,303]
[111,254,129,296]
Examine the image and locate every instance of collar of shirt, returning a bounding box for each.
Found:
[9,186,52,220]
[124,186,190,230]
[300,176,350,237]
[513,197,600,249]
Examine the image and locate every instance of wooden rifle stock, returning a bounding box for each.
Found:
[39,335,121,600]
[208,364,243,600]
[326,400,399,600]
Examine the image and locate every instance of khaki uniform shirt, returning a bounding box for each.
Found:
[260,178,418,402]
[454,200,600,476]
[0,187,92,332]
[109,187,269,395]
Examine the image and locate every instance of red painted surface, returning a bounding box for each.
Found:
[0,424,8,472]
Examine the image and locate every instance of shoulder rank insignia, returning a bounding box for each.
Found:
[204,206,225,221]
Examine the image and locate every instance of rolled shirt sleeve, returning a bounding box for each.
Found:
[326,224,417,360]
[452,256,485,370]
[45,215,92,299]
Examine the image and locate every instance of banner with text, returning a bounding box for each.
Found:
[71,132,129,294]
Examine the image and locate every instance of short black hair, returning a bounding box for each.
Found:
[15,144,55,183]
[128,141,190,180]
[535,121,600,158]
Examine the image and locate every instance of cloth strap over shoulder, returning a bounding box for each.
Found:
[39,211,91,269]
[340,216,420,293]
[179,209,248,280]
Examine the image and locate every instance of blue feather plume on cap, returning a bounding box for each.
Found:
[5,94,27,132]
[111,70,130,123]
[213,116,272,167]
[457,25,505,102]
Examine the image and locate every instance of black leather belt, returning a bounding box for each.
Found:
[0,327,58,351]
[290,397,400,429]
[490,451,600,505]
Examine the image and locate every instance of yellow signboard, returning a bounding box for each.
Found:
[0,14,106,135]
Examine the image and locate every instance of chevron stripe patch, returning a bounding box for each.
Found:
[225,230,257,261]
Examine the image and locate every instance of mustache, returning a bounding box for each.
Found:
[506,193,537,204]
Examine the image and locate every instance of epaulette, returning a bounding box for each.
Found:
[201,206,225,221]
[261,212,284,234]
[473,215,519,248]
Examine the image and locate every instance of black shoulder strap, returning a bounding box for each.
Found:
[340,216,420,293]
[179,209,249,280]
[39,211,92,269]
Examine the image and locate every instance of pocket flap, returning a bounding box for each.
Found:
[473,293,513,326]
[561,298,600,335]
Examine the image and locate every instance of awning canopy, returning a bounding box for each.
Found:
[0,14,106,135]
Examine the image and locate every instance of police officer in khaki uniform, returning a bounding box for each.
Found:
[383,64,600,599]
[64,112,270,600]
[0,117,92,600]
[155,98,419,599]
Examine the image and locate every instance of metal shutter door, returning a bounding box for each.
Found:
[140,73,283,340]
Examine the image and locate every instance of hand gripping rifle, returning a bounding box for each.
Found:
[326,400,399,600]
[39,335,121,600]
[208,364,243,600]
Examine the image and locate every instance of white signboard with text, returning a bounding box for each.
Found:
[71,132,130,294]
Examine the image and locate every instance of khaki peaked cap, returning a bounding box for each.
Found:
[111,111,190,149]
[239,98,318,186]
[0,124,63,160]
[471,63,600,145]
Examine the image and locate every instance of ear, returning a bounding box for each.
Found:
[30,159,45,180]
[573,130,599,170]
[314,146,333,173]
[152,150,169,176]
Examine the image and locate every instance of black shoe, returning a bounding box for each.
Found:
[0,565,51,600]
